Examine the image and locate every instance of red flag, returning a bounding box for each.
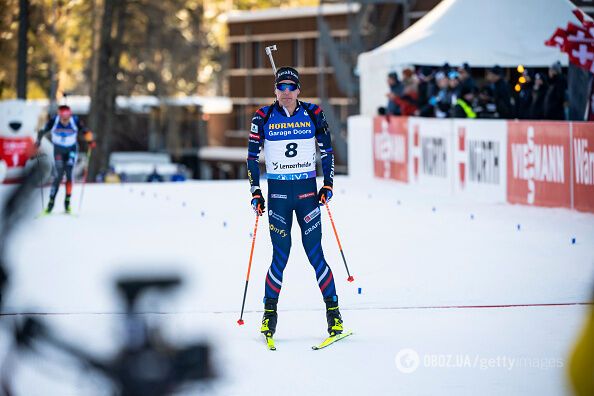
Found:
[546,8,594,74]
[573,8,594,29]
[545,27,567,48]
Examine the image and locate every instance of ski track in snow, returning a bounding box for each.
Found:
[1,177,593,395]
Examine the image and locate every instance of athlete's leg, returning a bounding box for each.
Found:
[263,180,294,300]
[49,150,65,202]
[63,149,77,210]
[294,179,337,299]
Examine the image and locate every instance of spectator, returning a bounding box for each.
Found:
[393,83,419,116]
[543,61,567,120]
[516,69,534,119]
[95,169,106,183]
[104,166,121,183]
[451,85,477,118]
[486,65,513,119]
[448,70,462,102]
[530,72,548,119]
[171,165,187,182]
[146,166,164,182]
[430,71,451,118]
[458,63,476,94]
[475,86,499,119]
[386,72,403,115]
[416,66,436,117]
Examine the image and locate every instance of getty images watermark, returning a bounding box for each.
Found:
[394,348,564,374]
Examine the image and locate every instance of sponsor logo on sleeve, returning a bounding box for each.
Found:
[303,207,320,223]
[270,194,287,199]
[251,123,258,133]
[298,192,316,199]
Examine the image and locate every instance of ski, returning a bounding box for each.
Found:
[264,335,276,351]
[312,330,353,350]
[36,211,77,218]
[35,211,51,219]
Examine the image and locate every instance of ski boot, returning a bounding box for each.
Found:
[260,298,278,337]
[64,194,72,214]
[324,296,344,336]
[45,196,55,214]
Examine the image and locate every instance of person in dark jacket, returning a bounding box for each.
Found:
[516,70,534,119]
[430,71,452,118]
[530,73,548,119]
[386,72,403,115]
[543,61,567,120]
[146,166,164,182]
[486,65,513,119]
[458,63,476,94]
[451,85,477,118]
[475,86,499,119]
[416,66,436,117]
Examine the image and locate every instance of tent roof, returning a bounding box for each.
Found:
[356,0,582,116]
[358,0,580,68]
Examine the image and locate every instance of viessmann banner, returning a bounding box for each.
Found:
[373,116,408,182]
[572,122,594,212]
[371,116,594,213]
[507,121,571,208]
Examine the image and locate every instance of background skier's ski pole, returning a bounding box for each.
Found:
[237,214,260,325]
[324,202,354,282]
[36,155,44,210]
[78,147,93,214]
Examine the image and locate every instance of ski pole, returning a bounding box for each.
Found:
[78,147,93,214]
[265,45,278,75]
[237,214,260,325]
[36,155,45,210]
[324,202,354,282]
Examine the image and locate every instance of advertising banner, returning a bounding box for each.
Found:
[453,120,507,203]
[507,121,571,208]
[373,116,408,182]
[408,118,453,192]
[571,122,594,212]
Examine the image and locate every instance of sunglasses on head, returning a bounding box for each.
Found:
[276,82,299,92]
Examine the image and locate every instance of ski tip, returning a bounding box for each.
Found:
[347,276,355,282]
[237,319,245,326]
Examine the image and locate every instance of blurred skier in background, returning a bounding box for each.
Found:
[36,105,95,214]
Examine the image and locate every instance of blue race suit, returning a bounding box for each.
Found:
[247,100,337,301]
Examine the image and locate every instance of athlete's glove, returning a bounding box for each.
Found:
[318,185,333,205]
[251,189,266,215]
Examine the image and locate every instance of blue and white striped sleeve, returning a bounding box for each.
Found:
[313,106,334,187]
[246,108,266,193]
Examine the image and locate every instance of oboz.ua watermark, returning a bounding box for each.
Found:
[394,348,564,374]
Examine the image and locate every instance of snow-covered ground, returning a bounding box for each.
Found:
[1,177,593,395]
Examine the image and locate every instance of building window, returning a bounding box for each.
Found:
[292,39,300,67]
[253,41,262,69]
[233,43,245,69]
[235,104,247,131]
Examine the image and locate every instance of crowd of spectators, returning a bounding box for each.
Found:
[380,62,568,120]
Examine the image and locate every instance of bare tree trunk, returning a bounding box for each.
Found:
[88,0,126,178]
[17,0,28,99]
[48,0,58,114]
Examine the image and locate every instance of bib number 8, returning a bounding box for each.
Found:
[285,142,298,158]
